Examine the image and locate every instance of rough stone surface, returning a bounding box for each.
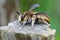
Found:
[0,20,56,40]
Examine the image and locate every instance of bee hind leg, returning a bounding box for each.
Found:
[43,20,50,27]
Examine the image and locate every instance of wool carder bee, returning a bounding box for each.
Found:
[16,4,50,27]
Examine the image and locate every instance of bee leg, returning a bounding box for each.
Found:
[18,15,21,21]
[23,17,27,25]
[23,20,27,25]
[43,20,50,27]
[31,19,35,27]
[31,17,36,27]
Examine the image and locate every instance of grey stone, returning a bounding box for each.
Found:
[0,20,56,40]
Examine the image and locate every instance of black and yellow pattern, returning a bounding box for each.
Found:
[16,10,50,25]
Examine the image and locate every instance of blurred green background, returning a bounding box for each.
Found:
[19,0,60,40]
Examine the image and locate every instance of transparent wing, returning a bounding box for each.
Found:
[29,3,40,10]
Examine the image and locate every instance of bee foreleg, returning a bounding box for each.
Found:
[18,15,21,21]
[23,16,27,25]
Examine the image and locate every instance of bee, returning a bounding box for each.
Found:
[16,4,50,27]
[16,10,36,27]
[16,11,50,27]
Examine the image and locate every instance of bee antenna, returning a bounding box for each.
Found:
[16,10,20,15]
[29,3,40,11]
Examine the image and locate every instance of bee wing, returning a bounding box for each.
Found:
[29,4,40,10]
